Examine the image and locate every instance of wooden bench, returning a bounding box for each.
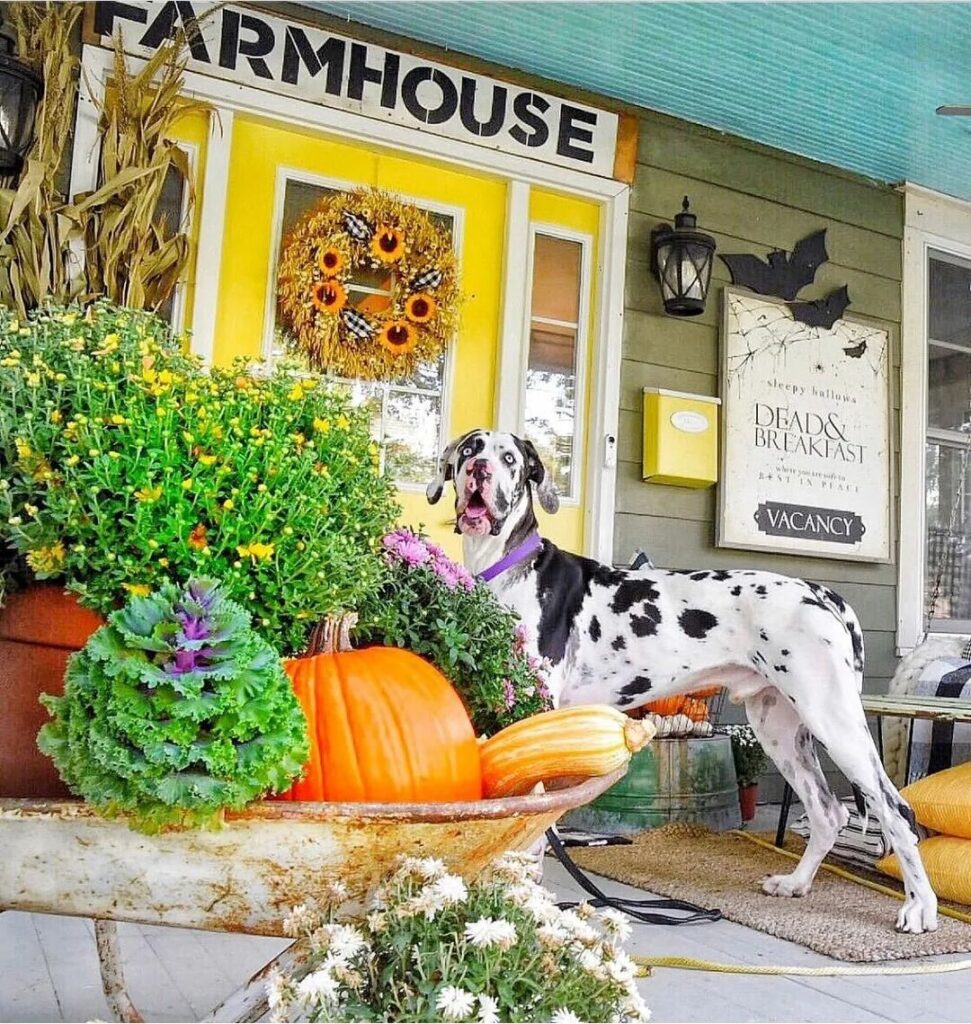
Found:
[774,693,971,846]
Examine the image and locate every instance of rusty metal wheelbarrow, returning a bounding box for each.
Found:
[0,769,624,1022]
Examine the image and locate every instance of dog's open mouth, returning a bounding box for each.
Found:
[457,490,496,535]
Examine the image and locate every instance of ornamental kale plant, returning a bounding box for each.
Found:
[269,852,650,1023]
[0,302,399,654]
[38,578,309,832]
[723,723,770,787]
[353,529,552,735]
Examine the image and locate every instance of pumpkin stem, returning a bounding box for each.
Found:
[623,716,655,753]
[308,612,358,655]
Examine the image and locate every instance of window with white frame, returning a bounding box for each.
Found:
[153,146,196,331]
[268,177,453,489]
[523,228,590,501]
[925,249,971,629]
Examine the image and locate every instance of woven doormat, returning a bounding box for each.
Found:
[569,823,971,962]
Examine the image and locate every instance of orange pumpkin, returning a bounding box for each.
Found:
[276,615,482,803]
[687,685,721,700]
[645,695,686,717]
[681,697,710,723]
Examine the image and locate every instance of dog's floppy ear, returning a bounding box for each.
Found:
[520,438,560,515]
[426,434,467,505]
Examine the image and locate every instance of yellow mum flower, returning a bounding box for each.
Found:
[288,384,305,401]
[26,541,66,575]
[50,410,62,424]
[135,485,163,503]
[111,414,126,425]
[222,499,234,510]
[122,583,151,598]
[198,454,217,466]
[236,542,275,562]
[313,418,330,434]
[181,478,193,490]
[336,414,350,430]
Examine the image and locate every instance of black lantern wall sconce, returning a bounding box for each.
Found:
[650,197,717,317]
[0,17,43,176]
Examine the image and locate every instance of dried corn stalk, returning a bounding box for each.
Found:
[0,2,204,316]
[0,2,81,317]
[73,33,206,311]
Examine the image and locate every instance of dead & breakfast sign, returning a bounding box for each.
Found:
[717,289,892,562]
[87,2,627,180]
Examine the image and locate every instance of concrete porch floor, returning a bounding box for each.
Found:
[3,804,970,1024]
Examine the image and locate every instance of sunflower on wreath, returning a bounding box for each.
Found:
[276,187,460,381]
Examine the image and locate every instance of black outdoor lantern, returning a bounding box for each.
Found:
[0,21,42,176]
[650,196,717,317]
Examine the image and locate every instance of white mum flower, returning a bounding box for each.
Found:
[551,1009,584,1024]
[296,968,339,1004]
[265,969,286,1010]
[575,902,596,920]
[328,923,368,960]
[621,988,652,1022]
[477,993,500,1023]
[436,984,476,1020]
[577,947,605,975]
[464,917,518,949]
[417,856,448,879]
[558,909,598,944]
[366,910,387,933]
[537,923,569,948]
[605,948,637,983]
[325,878,349,902]
[429,874,469,905]
[598,908,633,944]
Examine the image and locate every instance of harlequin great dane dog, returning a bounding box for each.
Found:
[426,428,938,934]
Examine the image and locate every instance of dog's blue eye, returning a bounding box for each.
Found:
[503,453,515,465]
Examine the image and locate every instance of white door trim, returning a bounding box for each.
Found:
[897,183,971,653]
[72,40,629,561]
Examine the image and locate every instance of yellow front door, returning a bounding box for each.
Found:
[208,114,598,558]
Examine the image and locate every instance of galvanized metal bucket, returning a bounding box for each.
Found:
[561,735,741,834]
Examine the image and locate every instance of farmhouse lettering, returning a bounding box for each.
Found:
[90,1,620,177]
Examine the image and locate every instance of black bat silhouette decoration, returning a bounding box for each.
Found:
[719,229,828,301]
[787,285,851,330]
[843,340,867,359]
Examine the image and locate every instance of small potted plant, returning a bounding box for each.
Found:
[723,723,770,822]
[269,851,650,1023]
[353,528,553,734]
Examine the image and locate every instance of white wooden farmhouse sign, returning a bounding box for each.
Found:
[718,289,893,562]
[87,1,626,180]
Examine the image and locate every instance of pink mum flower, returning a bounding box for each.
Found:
[502,679,517,710]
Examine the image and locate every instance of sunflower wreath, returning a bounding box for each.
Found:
[276,187,460,381]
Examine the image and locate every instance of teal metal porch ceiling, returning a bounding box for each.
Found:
[304,1,971,202]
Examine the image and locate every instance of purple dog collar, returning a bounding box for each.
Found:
[477,533,543,583]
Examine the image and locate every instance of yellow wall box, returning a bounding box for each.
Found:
[642,388,721,488]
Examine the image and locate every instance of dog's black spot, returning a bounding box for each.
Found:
[730,585,743,597]
[774,664,788,673]
[774,580,784,586]
[678,608,718,639]
[846,619,864,674]
[752,651,767,665]
[755,585,767,597]
[781,648,790,657]
[533,542,605,665]
[493,489,509,514]
[759,629,769,642]
[592,565,626,588]
[711,570,733,582]
[664,569,694,575]
[616,675,652,706]
[631,603,662,637]
[611,635,626,651]
[801,594,829,612]
[690,571,709,581]
[589,616,601,642]
[610,578,661,614]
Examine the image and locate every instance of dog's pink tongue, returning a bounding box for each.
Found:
[464,503,488,520]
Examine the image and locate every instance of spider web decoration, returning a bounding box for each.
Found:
[725,293,889,394]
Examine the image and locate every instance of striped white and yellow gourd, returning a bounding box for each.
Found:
[479,705,656,798]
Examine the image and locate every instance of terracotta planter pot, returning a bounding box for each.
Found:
[0,585,103,798]
[738,782,759,822]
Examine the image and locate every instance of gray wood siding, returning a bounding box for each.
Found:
[616,112,904,798]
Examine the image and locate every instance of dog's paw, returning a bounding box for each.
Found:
[896,896,939,934]
[761,872,811,898]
